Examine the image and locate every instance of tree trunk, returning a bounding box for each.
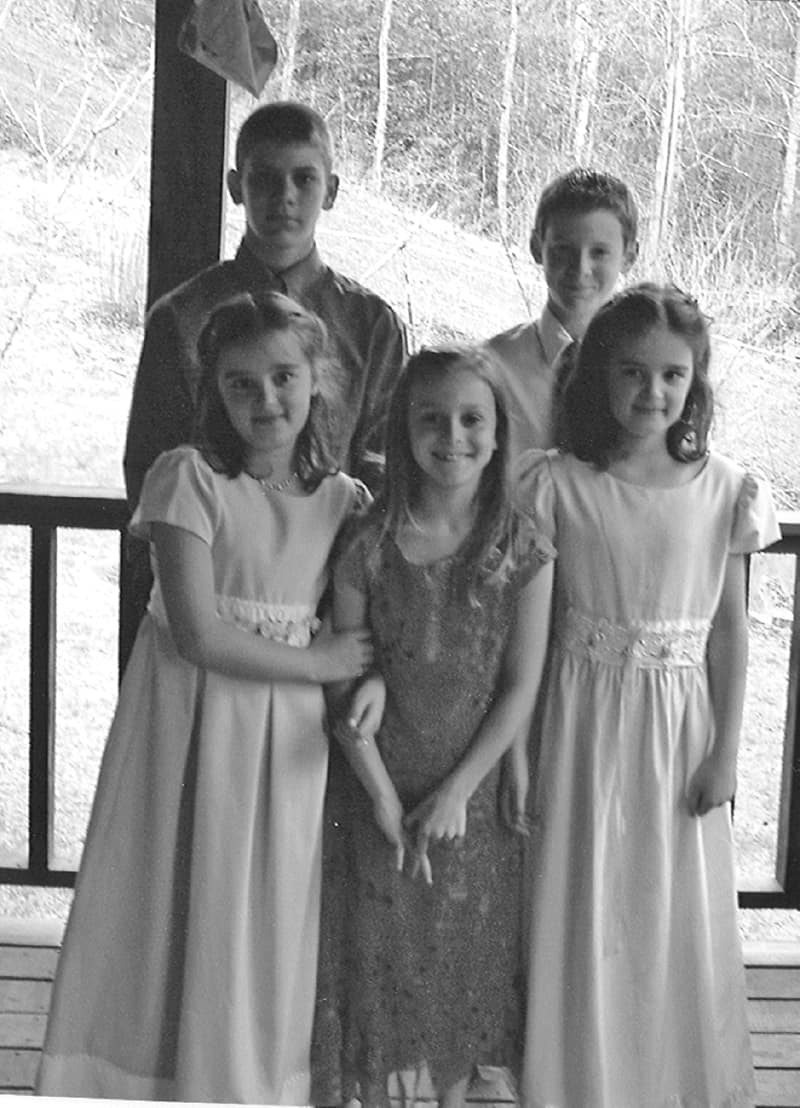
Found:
[570,0,601,163]
[778,7,800,275]
[372,0,393,192]
[280,0,301,99]
[647,0,691,267]
[497,0,519,239]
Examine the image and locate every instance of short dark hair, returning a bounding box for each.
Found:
[235,101,334,174]
[194,291,341,489]
[555,282,713,468]
[532,168,638,252]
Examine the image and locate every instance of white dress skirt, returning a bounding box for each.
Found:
[516,449,780,1108]
[36,447,365,1103]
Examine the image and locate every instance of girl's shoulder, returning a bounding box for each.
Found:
[513,447,584,494]
[513,446,558,483]
[704,452,782,554]
[144,444,218,485]
[331,501,389,580]
[313,471,373,531]
[327,483,380,564]
[511,448,569,541]
[130,447,224,544]
[505,505,557,581]
[331,471,372,513]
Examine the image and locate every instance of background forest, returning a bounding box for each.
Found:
[0,0,798,932]
[265,0,800,289]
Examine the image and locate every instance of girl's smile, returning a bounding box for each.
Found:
[408,368,497,493]
[216,330,315,476]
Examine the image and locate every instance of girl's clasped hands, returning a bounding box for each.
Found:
[343,676,528,884]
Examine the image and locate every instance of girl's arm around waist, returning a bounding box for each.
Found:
[407,558,554,845]
[687,552,748,816]
[153,523,372,684]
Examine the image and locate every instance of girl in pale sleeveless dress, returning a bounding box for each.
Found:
[518,284,780,1108]
[36,292,372,1103]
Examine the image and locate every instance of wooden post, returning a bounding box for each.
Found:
[118,0,231,674]
[28,528,57,879]
[147,0,230,308]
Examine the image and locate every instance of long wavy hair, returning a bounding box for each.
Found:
[194,291,341,490]
[371,344,520,602]
[555,282,714,468]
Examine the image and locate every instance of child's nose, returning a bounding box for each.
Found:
[578,249,594,275]
[267,175,296,205]
[256,381,280,408]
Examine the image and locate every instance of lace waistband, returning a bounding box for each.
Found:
[558,607,710,669]
[149,591,319,648]
[216,596,320,647]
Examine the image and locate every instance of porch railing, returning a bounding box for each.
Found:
[1,485,799,908]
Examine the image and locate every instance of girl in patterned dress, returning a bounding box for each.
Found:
[36,292,372,1103]
[312,345,554,1108]
[518,283,780,1108]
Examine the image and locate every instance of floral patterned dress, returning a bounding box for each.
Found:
[516,449,780,1108]
[312,515,553,1108]
[37,447,366,1104]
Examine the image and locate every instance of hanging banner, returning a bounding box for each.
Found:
[178,0,278,97]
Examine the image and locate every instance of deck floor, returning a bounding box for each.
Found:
[2,920,800,1105]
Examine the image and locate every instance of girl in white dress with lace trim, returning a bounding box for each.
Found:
[516,284,780,1108]
[36,292,373,1104]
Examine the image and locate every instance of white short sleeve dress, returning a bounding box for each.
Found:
[517,449,780,1108]
[36,446,366,1104]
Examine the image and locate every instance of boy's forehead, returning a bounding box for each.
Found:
[543,207,626,245]
[242,139,330,173]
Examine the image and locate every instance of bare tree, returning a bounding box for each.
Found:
[778,4,800,275]
[497,0,520,239]
[570,0,601,162]
[280,0,301,98]
[647,0,693,264]
[372,0,393,192]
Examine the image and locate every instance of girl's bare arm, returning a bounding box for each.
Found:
[153,523,372,684]
[687,553,748,816]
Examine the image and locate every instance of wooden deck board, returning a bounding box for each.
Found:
[751,1031,800,1068]
[2,923,800,1103]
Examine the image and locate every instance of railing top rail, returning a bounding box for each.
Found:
[0,485,129,529]
[0,486,798,542]
[774,512,800,540]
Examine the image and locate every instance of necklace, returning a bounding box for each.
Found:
[247,470,298,494]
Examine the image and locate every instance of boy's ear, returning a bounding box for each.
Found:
[622,239,640,273]
[323,174,340,211]
[227,168,243,206]
[529,229,543,265]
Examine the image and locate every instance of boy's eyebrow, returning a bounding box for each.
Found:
[247,158,323,172]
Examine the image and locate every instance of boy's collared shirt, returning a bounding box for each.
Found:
[123,239,407,507]
[487,306,573,456]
